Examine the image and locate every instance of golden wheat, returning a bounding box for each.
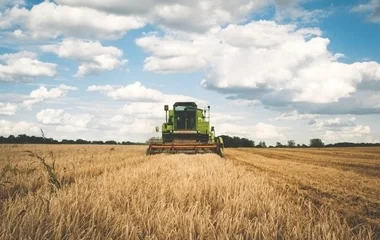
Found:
[0,145,375,239]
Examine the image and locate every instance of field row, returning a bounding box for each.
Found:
[226,147,380,237]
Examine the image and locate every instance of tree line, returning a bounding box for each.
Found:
[0,134,143,145]
[0,134,379,148]
[220,136,380,148]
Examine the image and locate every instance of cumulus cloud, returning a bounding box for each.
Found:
[0,102,17,115]
[87,81,206,104]
[137,21,380,113]
[309,117,357,129]
[0,51,57,82]
[56,0,327,34]
[136,35,206,73]
[323,125,371,142]
[0,0,326,42]
[36,108,93,131]
[352,0,380,23]
[227,99,261,107]
[275,6,331,23]
[218,122,285,140]
[273,110,318,121]
[0,1,144,40]
[23,85,77,107]
[42,39,128,77]
[0,119,39,136]
[309,117,372,142]
[87,82,163,102]
[56,0,268,33]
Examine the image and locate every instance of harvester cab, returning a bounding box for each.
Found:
[147,102,224,156]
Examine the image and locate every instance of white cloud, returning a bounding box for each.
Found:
[23,85,77,107]
[308,117,372,142]
[273,110,318,121]
[0,2,145,40]
[135,35,207,73]
[56,0,317,33]
[42,39,128,77]
[0,119,39,136]
[212,112,245,122]
[117,119,157,135]
[87,82,163,102]
[352,0,380,23]
[109,82,163,101]
[86,85,114,93]
[309,117,357,129]
[228,99,261,106]
[0,102,17,115]
[0,51,56,82]
[36,108,93,132]
[117,102,164,120]
[218,122,285,140]
[275,7,331,23]
[57,0,263,33]
[87,81,206,104]
[137,21,380,109]
[0,0,322,42]
[323,125,371,142]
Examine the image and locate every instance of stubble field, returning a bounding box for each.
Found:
[0,145,379,239]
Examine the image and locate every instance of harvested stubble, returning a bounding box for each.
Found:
[226,147,380,237]
[0,145,374,239]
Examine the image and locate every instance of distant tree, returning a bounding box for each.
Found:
[17,134,28,143]
[288,140,296,147]
[8,135,15,143]
[147,137,162,144]
[75,139,89,144]
[296,144,301,147]
[301,144,308,148]
[219,135,254,148]
[62,139,75,144]
[105,140,117,145]
[257,141,267,148]
[276,142,283,148]
[310,138,324,147]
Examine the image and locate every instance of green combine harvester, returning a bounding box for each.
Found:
[146,102,224,157]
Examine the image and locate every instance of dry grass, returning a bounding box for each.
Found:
[0,145,376,239]
[227,147,380,238]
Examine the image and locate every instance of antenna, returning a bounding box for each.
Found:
[208,105,210,123]
[164,105,168,123]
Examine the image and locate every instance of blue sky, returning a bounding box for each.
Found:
[0,0,380,145]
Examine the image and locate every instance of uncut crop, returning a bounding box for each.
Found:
[0,145,374,239]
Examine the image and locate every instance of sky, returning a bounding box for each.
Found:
[0,0,380,145]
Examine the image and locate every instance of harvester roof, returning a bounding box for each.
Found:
[173,102,197,107]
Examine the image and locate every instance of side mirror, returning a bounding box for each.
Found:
[164,105,168,111]
[155,126,159,132]
[211,126,215,132]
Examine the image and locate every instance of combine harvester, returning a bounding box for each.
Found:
[147,102,224,157]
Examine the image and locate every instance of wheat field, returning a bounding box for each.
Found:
[0,145,377,239]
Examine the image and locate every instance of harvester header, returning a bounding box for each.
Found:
[147,102,224,156]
